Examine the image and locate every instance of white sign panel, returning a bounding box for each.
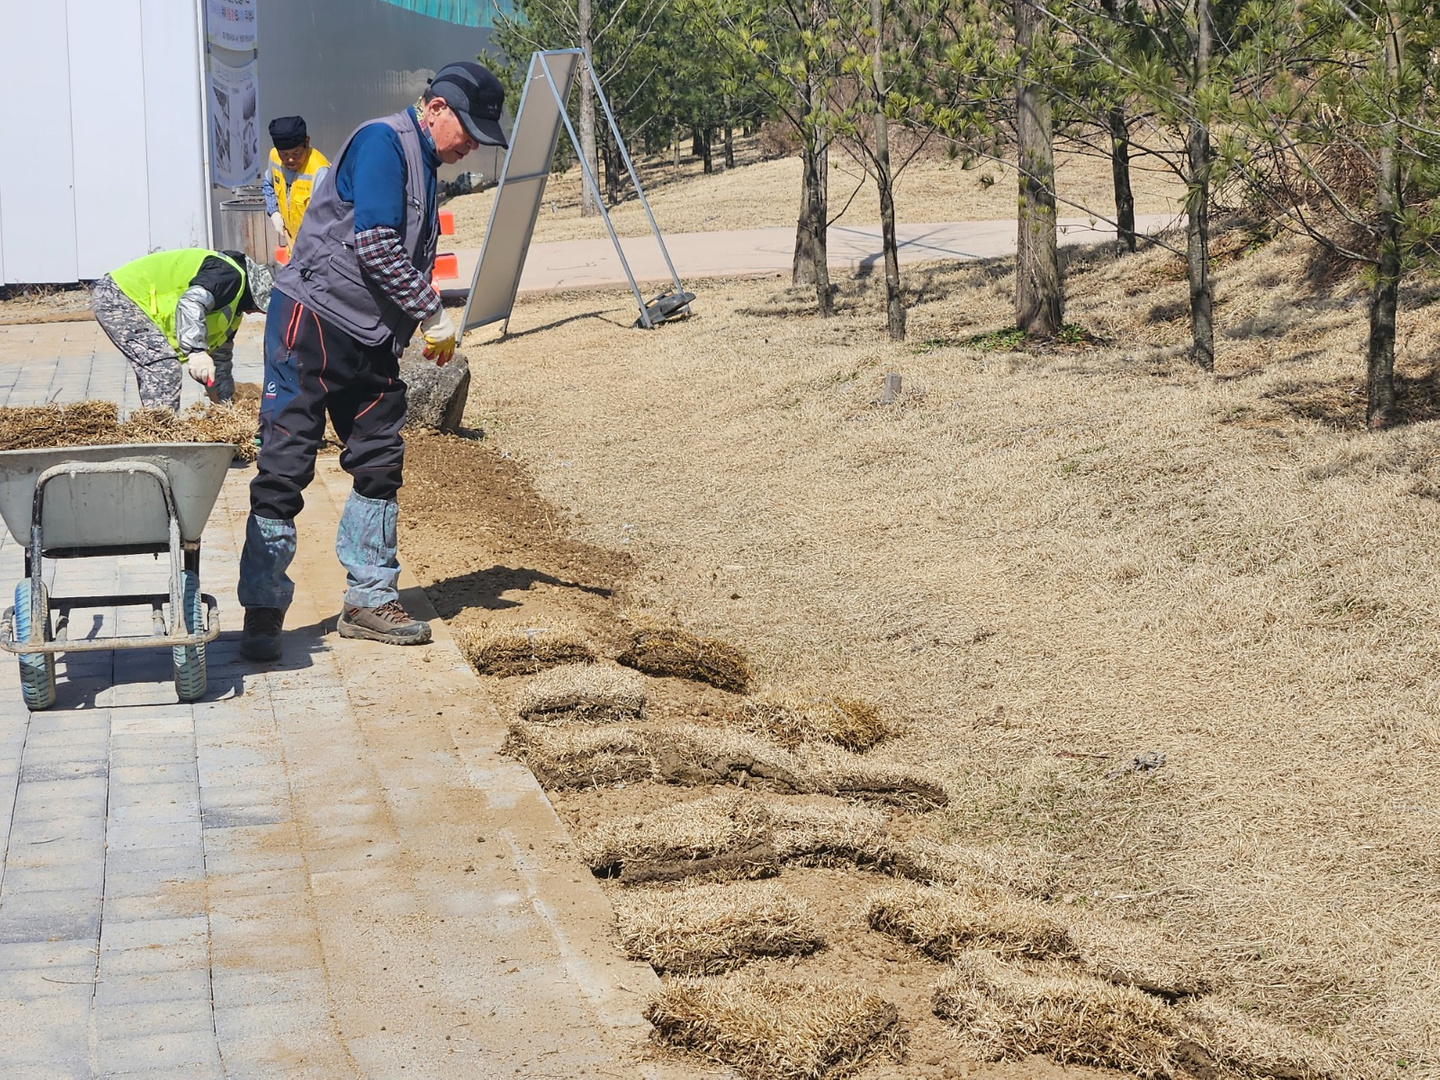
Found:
[209,58,260,187]
[207,0,258,50]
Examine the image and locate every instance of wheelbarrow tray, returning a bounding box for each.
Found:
[0,442,234,554]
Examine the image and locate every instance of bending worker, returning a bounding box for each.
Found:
[237,61,508,662]
[92,248,273,413]
[265,115,330,249]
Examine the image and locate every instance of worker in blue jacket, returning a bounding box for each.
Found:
[237,61,507,663]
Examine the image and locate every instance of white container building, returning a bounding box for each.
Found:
[0,0,507,285]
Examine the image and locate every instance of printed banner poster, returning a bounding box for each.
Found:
[207,0,257,50]
[209,58,260,187]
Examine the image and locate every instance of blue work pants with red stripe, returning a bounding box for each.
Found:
[238,288,408,613]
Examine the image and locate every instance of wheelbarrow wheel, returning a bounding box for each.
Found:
[173,571,207,703]
[14,580,56,711]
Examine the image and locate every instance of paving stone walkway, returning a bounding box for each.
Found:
[0,322,693,1079]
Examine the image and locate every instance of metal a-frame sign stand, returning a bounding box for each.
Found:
[459,49,694,339]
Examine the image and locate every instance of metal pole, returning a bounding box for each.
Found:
[584,47,687,302]
[538,53,655,328]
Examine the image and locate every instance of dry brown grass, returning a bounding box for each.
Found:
[1069,914,1214,999]
[867,881,1073,961]
[502,723,654,789]
[515,661,645,724]
[765,799,892,867]
[579,792,778,884]
[644,972,906,1080]
[0,399,257,459]
[463,244,1440,1067]
[932,950,1180,1078]
[798,742,949,810]
[735,694,900,752]
[651,724,813,792]
[1178,996,1357,1080]
[453,621,596,676]
[885,835,1057,897]
[456,139,1440,1070]
[614,882,824,975]
[616,620,752,692]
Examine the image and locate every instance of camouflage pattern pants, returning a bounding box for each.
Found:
[91,276,184,412]
[91,276,235,412]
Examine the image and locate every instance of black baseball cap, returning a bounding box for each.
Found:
[268,116,307,150]
[429,61,507,149]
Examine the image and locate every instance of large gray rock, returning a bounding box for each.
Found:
[400,346,470,433]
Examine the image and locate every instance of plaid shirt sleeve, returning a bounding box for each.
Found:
[353,225,441,323]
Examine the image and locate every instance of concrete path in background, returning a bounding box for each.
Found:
[439,211,1181,297]
[0,323,704,1079]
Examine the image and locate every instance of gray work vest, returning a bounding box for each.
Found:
[277,110,437,353]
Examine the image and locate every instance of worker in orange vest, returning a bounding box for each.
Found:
[264,116,330,250]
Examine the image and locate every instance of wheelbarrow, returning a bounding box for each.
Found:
[0,443,235,709]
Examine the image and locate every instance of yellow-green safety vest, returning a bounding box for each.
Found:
[270,146,331,239]
[109,249,246,355]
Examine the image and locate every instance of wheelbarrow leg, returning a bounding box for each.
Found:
[15,499,56,709]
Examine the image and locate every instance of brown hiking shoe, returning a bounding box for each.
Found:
[240,607,284,661]
[337,600,431,645]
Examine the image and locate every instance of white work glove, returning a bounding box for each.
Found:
[420,307,457,366]
[270,211,288,247]
[187,351,215,387]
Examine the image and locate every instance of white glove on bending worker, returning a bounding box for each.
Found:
[187,351,216,387]
[420,307,457,366]
[270,211,288,248]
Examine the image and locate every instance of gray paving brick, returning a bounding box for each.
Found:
[11,772,108,805]
[102,843,204,879]
[0,937,96,972]
[1,860,106,895]
[100,1065,225,1080]
[93,967,212,1007]
[0,889,102,944]
[0,987,91,1065]
[209,966,328,1008]
[18,760,107,783]
[100,868,205,904]
[94,1027,221,1073]
[94,995,214,1040]
[104,819,202,853]
[201,823,305,875]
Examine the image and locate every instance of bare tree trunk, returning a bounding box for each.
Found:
[1014,0,1062,335]
[606,134,623,205]
[578,0,599,218]
[792,16,833,318]
[1108,108,1136,253]
[1368,17,1404,428]
[1100,0,1136,254]
[1185,0,1214,370]
[724,122,735,170]
[872,0,904,340]
[793,132,833,315]
[701,128,713,174]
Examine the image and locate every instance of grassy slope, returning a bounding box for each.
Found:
[453,142,1440,1072]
